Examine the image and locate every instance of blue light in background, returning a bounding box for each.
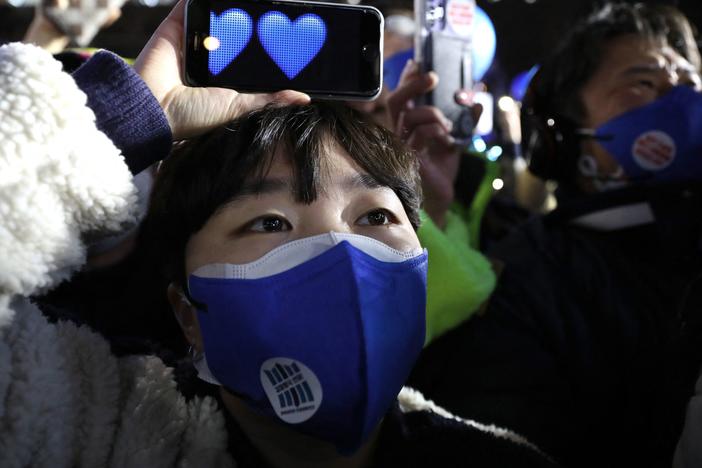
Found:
[472,136,487,153]
[473,6,497,81]
[487,145,503,161]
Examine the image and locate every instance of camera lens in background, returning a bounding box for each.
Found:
[362,44,379,62]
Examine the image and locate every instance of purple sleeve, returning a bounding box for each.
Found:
[71,50,172,175]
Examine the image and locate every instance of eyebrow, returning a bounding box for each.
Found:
[235,173,386,199]
[620,64,666,76]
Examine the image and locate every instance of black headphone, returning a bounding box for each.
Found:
[520,67,582,183]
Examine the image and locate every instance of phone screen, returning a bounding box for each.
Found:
[185,0,383,99]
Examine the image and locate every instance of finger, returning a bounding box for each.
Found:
[401,106,453,134]
[104,8,122,28]
[407,122,455,152]
[244,90,311,110]
[220,89,310,122]
[454,89,474,107]
[165,0,185,24]
[471,103,483,124]
[134,0,185,95]
[387,71,438,130]
[269,90,311,106]
[397,59,419,88]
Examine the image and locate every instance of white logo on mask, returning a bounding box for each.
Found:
[260,358,323,424]
[631,130,676,171]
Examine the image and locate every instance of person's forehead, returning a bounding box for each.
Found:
[586,33,700,88]
[600,34,698,73]
[600,35,672,69]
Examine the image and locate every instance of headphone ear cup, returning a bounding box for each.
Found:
[521,88,580,183]
[521,105,560,180]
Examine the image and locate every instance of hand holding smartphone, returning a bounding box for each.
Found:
[135,0,309,140]
[184,0,384,100]
[414,0,476,141]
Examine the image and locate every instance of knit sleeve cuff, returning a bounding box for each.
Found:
[72,50,172,174]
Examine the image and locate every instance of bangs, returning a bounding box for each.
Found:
[242,105,330,205]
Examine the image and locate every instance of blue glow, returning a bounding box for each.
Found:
[510,66,539,102]
[257,12,327,80]
[487,146,503,161]
[209,9,253,75]
[473,6,496,81]
[383,48,413,91]
[472,136,487,153]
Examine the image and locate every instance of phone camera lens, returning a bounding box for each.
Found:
[362,44,379,61]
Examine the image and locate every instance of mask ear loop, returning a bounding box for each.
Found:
[575,128,614,141]
[577,153,629,192]
[577,153,599,178]
[187,342,223,386]
[187,344,200,362]
[175,292,204,362]
[576,131,628,185]
[178,291,222,386]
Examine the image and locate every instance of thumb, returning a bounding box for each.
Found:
[267,90,312,106]
[235,90,311,115]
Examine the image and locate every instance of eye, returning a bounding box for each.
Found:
[637,79,655,89]
[357,209,397,226]
[246,215,291,233]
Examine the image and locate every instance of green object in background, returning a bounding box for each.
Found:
[418,149,500,345]
[463,150,501,250]
[418,210,496,345]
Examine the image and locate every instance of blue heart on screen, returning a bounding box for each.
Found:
[257,12,327,79]
[209,9,253,75]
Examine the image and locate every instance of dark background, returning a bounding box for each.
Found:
[1,0,701,82]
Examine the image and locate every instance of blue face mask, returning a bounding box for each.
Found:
[187,232,428,454]
[593,85,702,184]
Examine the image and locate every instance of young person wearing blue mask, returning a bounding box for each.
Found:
[144,102,555,467]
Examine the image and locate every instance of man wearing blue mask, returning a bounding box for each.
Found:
[406,3,702,468]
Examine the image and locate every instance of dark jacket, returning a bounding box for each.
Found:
[174,363,558,468]
[409,182,702,468]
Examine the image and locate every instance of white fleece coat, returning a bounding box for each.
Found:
[0,42,234,468]
[0,42,542,468]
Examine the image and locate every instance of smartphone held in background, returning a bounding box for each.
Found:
[415,0,476,141]
[184,0,383,100]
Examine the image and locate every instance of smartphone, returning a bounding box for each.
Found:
[184,0,383,100]
[414,0,475,140]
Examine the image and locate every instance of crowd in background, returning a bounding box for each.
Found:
[2,0,702,467]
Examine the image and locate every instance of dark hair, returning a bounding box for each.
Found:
[144,102,422,288]
[532,2,700,124]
